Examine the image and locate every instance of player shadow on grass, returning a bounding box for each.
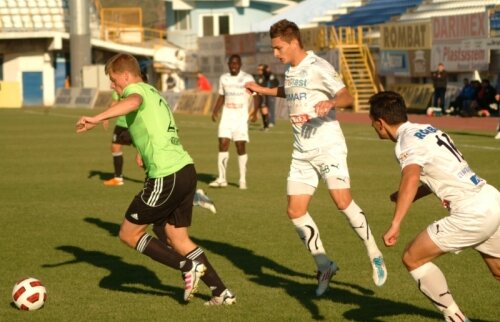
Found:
[84,217,120,236]
[192,237,447,322]
[87,170,143,184]
[42,245,184,303]
[196,172,240,188]
[80,218,493,322]
[196,172,215,185]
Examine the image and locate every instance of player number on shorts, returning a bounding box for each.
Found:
[435,133,463,162]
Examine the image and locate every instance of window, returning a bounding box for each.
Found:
[174,10,190,31]
[202,16,214,36]
[200,14,231,37]
[218,15,229,35]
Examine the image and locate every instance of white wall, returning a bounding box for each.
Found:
[3,52,55,106]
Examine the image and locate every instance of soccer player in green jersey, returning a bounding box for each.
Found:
[76,53,235,305]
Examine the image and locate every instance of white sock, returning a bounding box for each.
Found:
[217,152,229,181]
[341,200,380,258]
[410,262,467,322]
[238,154,247,183]
[292,213,330,270]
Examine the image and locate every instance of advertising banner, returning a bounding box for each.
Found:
[381,22,432,50]
[378,50,410,76]
[432,12,488,42]
[431,43,489,71]
[408,49,431,77]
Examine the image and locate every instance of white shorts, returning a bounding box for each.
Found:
[287,144,351,195]
[218,115,249,142]
[427,184,500,257]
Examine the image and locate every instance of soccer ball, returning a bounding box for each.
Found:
[12,277,47,311]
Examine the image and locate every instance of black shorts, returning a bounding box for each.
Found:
[112,126,133,145]
[124,164,197,227]
[259,95,269,108]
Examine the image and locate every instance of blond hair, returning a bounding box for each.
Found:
[105,53,141,77]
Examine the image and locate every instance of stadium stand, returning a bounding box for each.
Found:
[491,8,500,32]
[309,0,363,26]
[398,0,500,22]
[329,0,423,27]
[0,0,69,31]
[251,0,352,32]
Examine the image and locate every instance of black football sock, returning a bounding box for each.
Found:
[112,152,123,177]
[262,113,269,128]
[186,247,226,296]
[136,233,191,272]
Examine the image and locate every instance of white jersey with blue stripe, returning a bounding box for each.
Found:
[395,122,486,204]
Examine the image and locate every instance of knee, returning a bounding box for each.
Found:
[287,207,305,219]
[335,196,352,211]
[235,144,246,155]
[402,250,421,271]
[487,262,500,280]
[336,200,351,211]
[330,189,352,210]
[118,229,137,248]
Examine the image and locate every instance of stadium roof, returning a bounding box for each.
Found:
[250,0,349,32]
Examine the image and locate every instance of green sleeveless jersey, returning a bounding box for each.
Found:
[112,91,128,128]
[122,83,193,178]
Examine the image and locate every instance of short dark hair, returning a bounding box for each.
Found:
[369,91,408,125]
[270,19,303,48]
[228,54,241,63]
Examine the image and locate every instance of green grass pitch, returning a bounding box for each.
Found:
[0,108,499,321]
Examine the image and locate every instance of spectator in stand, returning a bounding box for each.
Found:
[197,71,212,92]
[460,80,482,117]
[449,78,475,116]
[476,79,496,116]
[431,63,448,114]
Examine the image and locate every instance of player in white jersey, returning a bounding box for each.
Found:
[245,19,387,296]
[210,54,255,190]
[369,91,500,322]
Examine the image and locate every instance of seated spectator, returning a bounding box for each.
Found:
[460,80,481,117]
[476,79,496,115]
[449,78,475,115]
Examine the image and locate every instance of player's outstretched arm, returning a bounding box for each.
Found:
[245,82,281,97]
[314,87,354,117]
[76,116,99,133]
[76,94,142,133]
[384,164,421,247]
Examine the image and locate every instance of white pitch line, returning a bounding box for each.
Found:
[24,110,80,119]
[347,136,500,151]
[458,144,500,151]
[23,112,500,151]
